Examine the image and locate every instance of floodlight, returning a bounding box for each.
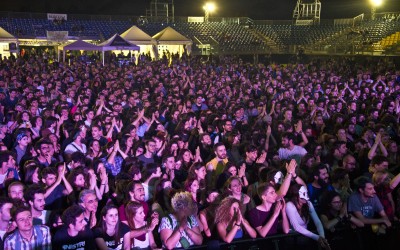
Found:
[370,0,383,7]
[203,2,216,22]
[203,3,216,12]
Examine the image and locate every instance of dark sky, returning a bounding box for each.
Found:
[2,0,400,20]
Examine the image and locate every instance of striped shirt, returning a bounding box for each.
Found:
[4,225,51,250]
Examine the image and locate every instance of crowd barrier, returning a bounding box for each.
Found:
[175,224,400,250]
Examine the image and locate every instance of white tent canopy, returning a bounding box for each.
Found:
[0,27,17,58]
[121,26,156,45]
[121,25,156,61]
[0,27,17,42]
[152,27,192,58]
[152,27,192,45]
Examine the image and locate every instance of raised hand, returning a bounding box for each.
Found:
[286,159,297,175]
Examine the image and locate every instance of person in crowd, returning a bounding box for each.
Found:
[198,189,220,238]
[53,204,95,249]
[159,191,203,249]
[319,191,364,250]
[215,197,257,243]
[119,181,149,225]
[0,50,400,250]
[307,163,334,212]
[8,182,25,202]
[278,132,307,161]
[285,184,330,249]
[223,176,251,213]
[125,201,159,249]
[248,183,290,237]
[348,176,391,232]
[24,184,49,225]
[0,198,14,242]
[93,203,131,250]
[4,204,51,250]
[373,170,400,221]
[78,189,99,229]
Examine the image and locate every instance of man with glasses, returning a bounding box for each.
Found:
[34,139,53,168]
[342,154,360,184]
[78,189,98,229]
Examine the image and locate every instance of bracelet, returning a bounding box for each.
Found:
[235,223,241,227]
[292,174,298,179]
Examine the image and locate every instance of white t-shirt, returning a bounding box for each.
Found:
[278,145,307,160]
[65,142,87,154]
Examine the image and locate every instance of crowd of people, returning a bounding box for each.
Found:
[0,52,399,250]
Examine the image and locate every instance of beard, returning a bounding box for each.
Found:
[318,178,329,188]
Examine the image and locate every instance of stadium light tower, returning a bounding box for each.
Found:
[370,0,383,20]
[203,2,216,22]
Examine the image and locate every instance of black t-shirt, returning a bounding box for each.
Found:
[93,223,131,249]
[53,226,95,250]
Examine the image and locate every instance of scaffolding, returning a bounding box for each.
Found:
[146,0,175,23]
[293,0,321,25]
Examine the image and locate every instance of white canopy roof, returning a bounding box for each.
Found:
[121,26,156,45]
[0,27,17,41]
[99,34,140,51]
[152,27,192,45]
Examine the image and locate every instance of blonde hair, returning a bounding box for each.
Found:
[171,191,197,217]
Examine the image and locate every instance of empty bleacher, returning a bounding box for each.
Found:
[0,11,399,55]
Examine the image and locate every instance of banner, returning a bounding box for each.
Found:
[47,13,68,21]
[188,16,204,23]
[46,31,69,41]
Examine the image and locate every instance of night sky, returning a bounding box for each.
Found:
[2,0,400,20]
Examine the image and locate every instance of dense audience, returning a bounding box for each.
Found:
[0,52,399,250]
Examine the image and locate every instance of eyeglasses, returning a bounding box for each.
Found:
[331,200,343,204]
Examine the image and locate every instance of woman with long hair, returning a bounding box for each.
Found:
[319,191,364,250]
[184,177,200,203]
[24,164,41,185]
[151,179,173,218]
[222,176,251,213]
[120,135,135,156]
[30,116,43,139]
[215,197,256,243]
[86,139,103,161]
[125,201,159,250]
[94,203,131,250]
[188,162,207,190]
[176,149,193,171]
[285,184,330,249]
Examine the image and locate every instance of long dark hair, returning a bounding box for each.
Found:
[100,203,121,245]
[288,184,310,223]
